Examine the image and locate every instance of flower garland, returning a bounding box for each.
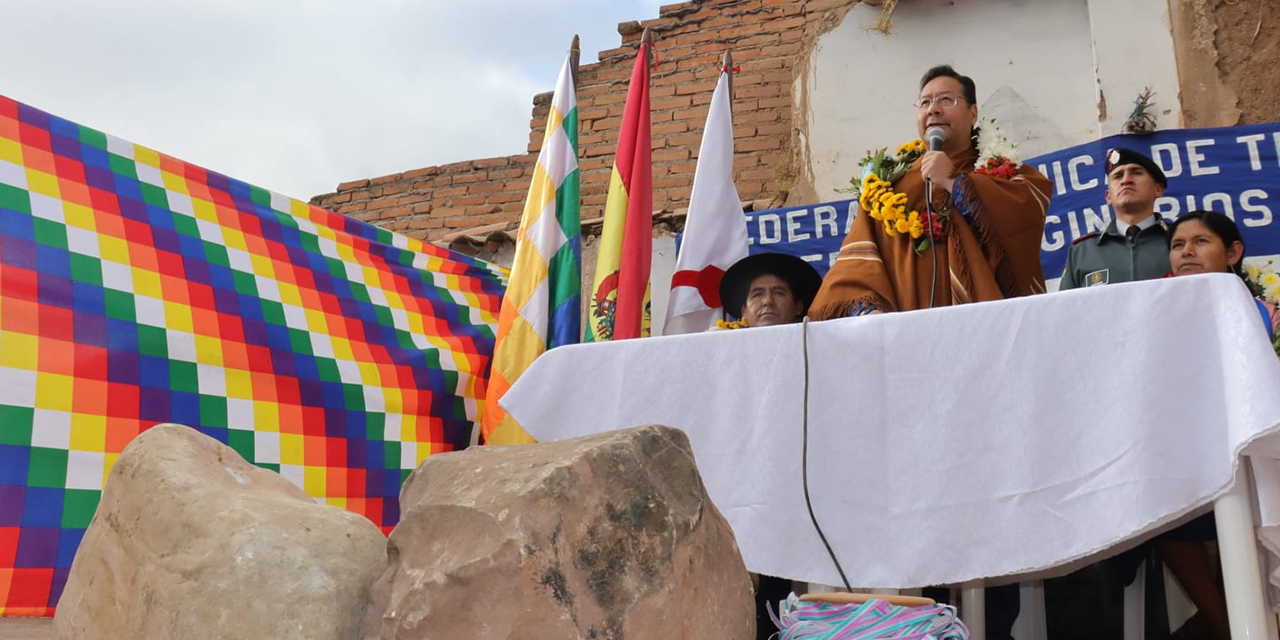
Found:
[973,118,1021,179]
[1245,258,1280,358]
[840,121,1023,254]
[845,139,942,254]
[715,318,749,330]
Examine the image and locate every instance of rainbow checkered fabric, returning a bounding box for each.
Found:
[0,94,505,615]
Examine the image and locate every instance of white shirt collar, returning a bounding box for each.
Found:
[1115,215,1158,236]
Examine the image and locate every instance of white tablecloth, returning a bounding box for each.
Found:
[502,274,1280,588]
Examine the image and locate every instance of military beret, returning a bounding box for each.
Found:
[1104,147,1167,187]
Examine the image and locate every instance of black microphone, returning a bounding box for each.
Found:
[925,126,946,196]
[926,126,946,151]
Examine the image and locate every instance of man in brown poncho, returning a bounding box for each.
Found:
[809,65,1053,319]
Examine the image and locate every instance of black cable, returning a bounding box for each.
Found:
[800,317,851,590]
[927,181,938,309]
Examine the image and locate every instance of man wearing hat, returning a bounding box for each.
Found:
[716,252,823,328]
[712,252,821,639]
[1059,147,1170,289]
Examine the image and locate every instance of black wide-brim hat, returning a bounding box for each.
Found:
[719,252,823,318]
[1105,147,1168,187]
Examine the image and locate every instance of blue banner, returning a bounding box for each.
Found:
[744,122,1280,279]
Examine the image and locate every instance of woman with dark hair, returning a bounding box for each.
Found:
[1161,210,1277,639]
[1168,210,1280,338]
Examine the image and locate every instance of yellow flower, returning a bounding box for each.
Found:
[895,139,925,157]
[907,211,924,239]
[861,189,880,211]
[1262,273,1280,288]
[895,218,910,234]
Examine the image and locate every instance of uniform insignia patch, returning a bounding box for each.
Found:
[1086,269,1110,287]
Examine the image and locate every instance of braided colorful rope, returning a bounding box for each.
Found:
[768,594,969,640]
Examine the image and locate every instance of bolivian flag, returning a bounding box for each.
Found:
[586,38,652,342]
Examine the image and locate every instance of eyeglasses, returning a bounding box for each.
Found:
[913,94,965,110]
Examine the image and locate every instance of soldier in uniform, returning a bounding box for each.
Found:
[1049,153,1178,639]
[1059,147,1170,289]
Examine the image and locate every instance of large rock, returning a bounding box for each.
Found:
[363,424,754,640]
[55,424,387,640]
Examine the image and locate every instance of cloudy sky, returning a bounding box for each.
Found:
[2,0,662,201]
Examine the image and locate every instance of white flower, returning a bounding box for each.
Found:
[1266,283,1280,305]
[974,118,1022,169]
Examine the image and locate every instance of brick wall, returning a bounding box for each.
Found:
[310,0,862,244]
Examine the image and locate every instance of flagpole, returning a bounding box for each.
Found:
[569,35,580,91]
[722,50,734,110]
[642,28,652,68]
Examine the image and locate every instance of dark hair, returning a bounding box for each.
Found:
[920,65,977,105]
[1166,210,1247,278]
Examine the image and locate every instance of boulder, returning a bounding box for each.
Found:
[362,424,754,640]
[54,424,387,640]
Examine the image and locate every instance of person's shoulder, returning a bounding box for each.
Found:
[1071,232,1100,246]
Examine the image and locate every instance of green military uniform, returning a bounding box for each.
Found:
[1058,218,1170,289]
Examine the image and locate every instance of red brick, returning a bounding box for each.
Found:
[370,173,402,186]
[408,216,444,230]
[737,83,783,99]
[671,106,709,121]
[433,207,468,219]
[337,179,370,191]
[452,172,489,185]
[650,83,678,99]
[755,122,789,137]
[378,205,412,219]
[757,95,790,109]
[760,42,801,58]
[449,194,488,207]
[738,109,782,124]
[413,202,433,214]
[659,1,698,16]
[666,132,703,148]
[403,166,439,180]
[435,185,468,198]
[654,175,691,189]
[437,160,473,174]
[488,191,527,204]
[806,0,857,11]
[472,157,511,169]
[381,182,412,196]
[652,94,693,111]
[652,120,690,135]
[738,167,774,181]
[640,16,679,30]
[668,160,697,174]
[655,147,696,162]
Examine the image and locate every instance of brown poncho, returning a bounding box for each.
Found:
[809,148,1052,319]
